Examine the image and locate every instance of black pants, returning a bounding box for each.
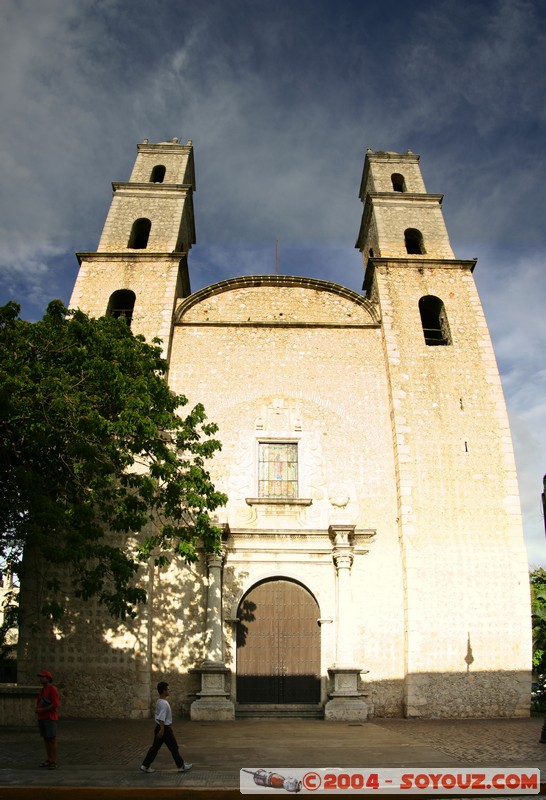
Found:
[142,724,185,768]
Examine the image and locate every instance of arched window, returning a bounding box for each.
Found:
[405,228,425,255]
[150,165,166,183]
[391,173,406,192]
[106,289,136,326]
[419,295,451,346]
[128,218,151,249]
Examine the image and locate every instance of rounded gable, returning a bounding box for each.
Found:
[174,275,380,326]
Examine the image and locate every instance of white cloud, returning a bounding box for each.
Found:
[0,241,68,308]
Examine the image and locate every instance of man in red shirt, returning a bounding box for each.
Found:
[35,670,60,769]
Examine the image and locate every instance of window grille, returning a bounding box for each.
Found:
[419,295,451,346]
[106,289,136,326]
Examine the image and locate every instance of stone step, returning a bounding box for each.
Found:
[235,703,324,719]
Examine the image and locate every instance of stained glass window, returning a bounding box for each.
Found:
[258,443,298,498]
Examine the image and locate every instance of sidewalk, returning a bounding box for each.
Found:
[0,716,544,797]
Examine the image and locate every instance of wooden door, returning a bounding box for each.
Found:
[236,579,321,704]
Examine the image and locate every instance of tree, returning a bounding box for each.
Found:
[0,300,227,644]
[530,567,546,675]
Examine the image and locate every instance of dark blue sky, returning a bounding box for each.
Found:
[1,0,544,563]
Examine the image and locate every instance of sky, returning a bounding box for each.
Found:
[0,0,545,566]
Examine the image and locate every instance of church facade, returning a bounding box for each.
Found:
[18,140,532,719]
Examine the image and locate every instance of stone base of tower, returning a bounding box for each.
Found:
[324,667,371,721]
[189,663,235,721]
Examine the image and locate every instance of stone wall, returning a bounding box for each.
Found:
[372,260,532,717]
[370,199,454,259]
[129,141,194,186]
[364,152,426,195]
[98,190,190,252]
[70,254,186,354]
[0,686,38,726]
[168,277,407,716]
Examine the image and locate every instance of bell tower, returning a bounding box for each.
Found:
[356,149,531,718]
[356,149,455,262]
[70,138,195,353]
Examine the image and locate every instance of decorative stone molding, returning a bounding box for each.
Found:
[245,498,312,507]
[329,524,355,548]
[333,551,354,571]
[173,275,381,326]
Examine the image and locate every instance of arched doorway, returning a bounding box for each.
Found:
[236,579,321,704]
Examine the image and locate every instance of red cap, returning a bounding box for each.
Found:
[37,671,53,680]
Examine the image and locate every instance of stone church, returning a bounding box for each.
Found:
[18,139,532,720]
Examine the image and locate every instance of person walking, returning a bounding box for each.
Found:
[35,670,60,769]
[140,681,192,774]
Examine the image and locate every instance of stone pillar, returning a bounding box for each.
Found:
[203,553,224,666]
[132,560,154,718]
[332,528,354,666]
[324,525,369,721]
[190,550,235,720]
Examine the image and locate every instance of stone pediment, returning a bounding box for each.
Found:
[174,275,380,326]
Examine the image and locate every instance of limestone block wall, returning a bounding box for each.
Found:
[364,154,426,195]
[129,144,194,186]
[17,547,154,719]
[168,278,408,715]
[168,282,392,535]
[16,544,209,720]
[98,189,190,252]
[69,255,186,355]
[374,261,532,717]
[146,556,208,718]
[0,686,39,726]
[362,214,380,259]
[178,283,374,325]
[371,199,454,259]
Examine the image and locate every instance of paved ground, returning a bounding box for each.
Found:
[0,716,544,797]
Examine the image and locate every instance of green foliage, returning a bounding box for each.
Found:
[0,301,227,635]
[530,567,546,673]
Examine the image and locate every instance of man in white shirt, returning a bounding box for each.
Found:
[140,681,192,773]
